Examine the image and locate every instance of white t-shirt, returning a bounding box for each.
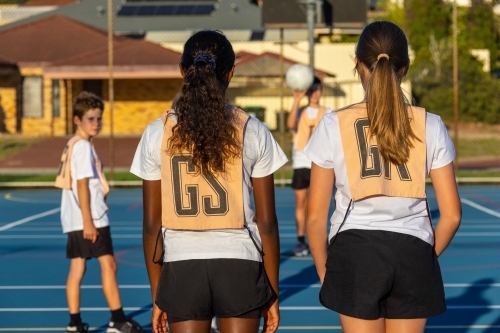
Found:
[60,140,109,233]
[292,106,333,169]
[130,116,288,262]
[303,111,455,245]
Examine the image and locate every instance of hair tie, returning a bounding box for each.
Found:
[194,53,216,70]
[377,53,390,61]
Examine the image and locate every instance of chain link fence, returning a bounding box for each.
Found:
[0,4,499,186]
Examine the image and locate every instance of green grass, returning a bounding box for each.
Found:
[458,138,500,159]
[0,171,141,183]
[0,136,39,160]
[0,131,499,183]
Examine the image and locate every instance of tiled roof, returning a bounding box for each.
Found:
[22,0,78,6]
[234,51,335,78]
[0,14,181,76]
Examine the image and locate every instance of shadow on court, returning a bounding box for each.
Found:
[427,278,495,332]
[279,264,319,303]
[92,304,154,333]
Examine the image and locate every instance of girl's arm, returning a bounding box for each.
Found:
[142,180,168,333]
[306,162,335,284]
[429,162,461,256]
[287,90,306,131]
[252,174,280,333]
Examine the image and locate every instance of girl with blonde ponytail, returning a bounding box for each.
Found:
[304,21,461,333]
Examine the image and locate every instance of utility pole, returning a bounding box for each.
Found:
[279,28,285,184]
[108,0,115,182]
[298,0,320,71]
[452,0,459,174]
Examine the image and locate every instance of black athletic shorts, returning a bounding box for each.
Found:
[66,226,114,259]
[156,259,272,323]
[320,229,446,320]
[291,168,311,190]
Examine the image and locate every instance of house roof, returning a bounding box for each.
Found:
[0,0,264,37]
[0,15,182,78]
[21,0,78,6]
[234,51,335,78]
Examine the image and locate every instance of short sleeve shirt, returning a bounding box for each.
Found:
[60,140,109,233]
[292,106,333,169]
[131,115,288,262]
[303,111,455,245]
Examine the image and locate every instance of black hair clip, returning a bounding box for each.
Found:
[194,53,216,70]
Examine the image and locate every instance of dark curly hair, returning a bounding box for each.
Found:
[168,30,240,176]
[73,91,104,120]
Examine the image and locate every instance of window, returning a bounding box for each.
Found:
[52,80,60,118]
[82,80,103,97]
[22,76,43,118]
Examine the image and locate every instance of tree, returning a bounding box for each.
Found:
[405,0,451,65]
[405,0,500,124]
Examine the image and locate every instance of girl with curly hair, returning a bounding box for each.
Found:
[131,30,286,333]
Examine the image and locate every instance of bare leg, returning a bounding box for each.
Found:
[218,317,260,333]
[98,254,122,310]
[294,188,308,238]
[67,258,86,314]
[339,314,385,333]
[386,318,426,333]
[169,319,212,333]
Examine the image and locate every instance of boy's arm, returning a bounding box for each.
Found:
[77,178,99,243]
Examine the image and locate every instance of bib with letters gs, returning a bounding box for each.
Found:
[160,107,250,230]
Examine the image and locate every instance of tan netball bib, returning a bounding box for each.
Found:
[160,107,249,230]
[337,104,426,201]
[55,135,109,196]
[295,107,328,152]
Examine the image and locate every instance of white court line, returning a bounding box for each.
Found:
[4,231,500,239]
[3,307,336,312]
[461,198,500,218]
[0,208,60,232]
[2,326,500,332]
[0,234,300,239]
[3,283,500,290]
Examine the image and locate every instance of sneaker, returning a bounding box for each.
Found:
[107,318,144,333]
[210,316,219,333]
[291,242,309,257]
[66,322,89,333]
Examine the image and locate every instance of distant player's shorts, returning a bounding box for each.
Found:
[291,168,311,190]
[320,229,446,319]
[66,226,114,259]
[156,259,272,323]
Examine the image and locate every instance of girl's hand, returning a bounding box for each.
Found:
[292,89,307,101]
[261,296,280,333]
[152,303,168,333]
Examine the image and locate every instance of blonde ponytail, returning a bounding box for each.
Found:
[355,21,419,166]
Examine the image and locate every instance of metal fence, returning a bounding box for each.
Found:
[0,7,499,186]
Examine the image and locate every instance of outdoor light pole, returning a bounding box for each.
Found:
[108,0,115,182]
[298,0,319,71]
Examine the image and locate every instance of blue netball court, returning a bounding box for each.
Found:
[1,186,500,332]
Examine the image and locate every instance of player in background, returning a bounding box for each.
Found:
[131,30,286,333]
[287,77,332,257]
[55,91,143,333]
[305,21,461,333]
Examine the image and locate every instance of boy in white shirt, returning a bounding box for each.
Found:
[55,91,143,333]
